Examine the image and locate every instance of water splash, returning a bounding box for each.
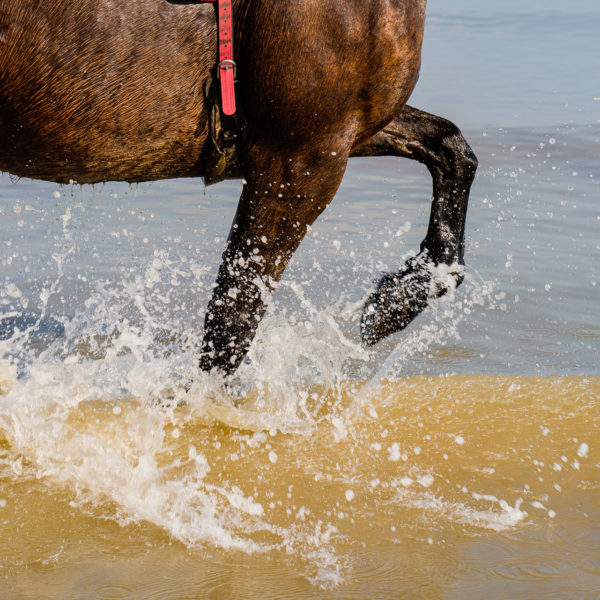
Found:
[0,232,506,588]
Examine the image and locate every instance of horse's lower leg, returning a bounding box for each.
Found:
[199,143,348,375]
[352,105,477,345]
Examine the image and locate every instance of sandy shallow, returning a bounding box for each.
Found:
[1,374,598,598]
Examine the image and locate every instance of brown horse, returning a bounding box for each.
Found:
[0,0,477,375]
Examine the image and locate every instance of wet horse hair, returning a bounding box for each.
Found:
[0,0,477,375]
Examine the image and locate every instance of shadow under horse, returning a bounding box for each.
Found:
[0,0,477,375]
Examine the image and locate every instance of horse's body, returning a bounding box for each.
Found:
[0,0,477,374]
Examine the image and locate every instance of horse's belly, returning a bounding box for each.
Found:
[0,113,208,184]
[0,0,214,184]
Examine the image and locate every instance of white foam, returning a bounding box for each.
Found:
[404,490,527,532]
[0,268,359,584]
[0,216,501,588]
[577,442,589,458]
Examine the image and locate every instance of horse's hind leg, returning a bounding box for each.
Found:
[352,105,478,345]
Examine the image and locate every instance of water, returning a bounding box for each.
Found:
[1,1,599,597]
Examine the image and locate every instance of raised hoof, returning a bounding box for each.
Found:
[360,255,463,346]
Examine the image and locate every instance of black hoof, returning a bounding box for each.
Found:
[360,255,463,346]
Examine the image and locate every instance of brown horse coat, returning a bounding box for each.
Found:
[0,1,477,374]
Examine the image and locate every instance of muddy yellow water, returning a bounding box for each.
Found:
[1,374,599,599]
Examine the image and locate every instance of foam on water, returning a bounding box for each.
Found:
[403,491,527,532]
[1,318,598,592]
[0,237,511,587]
[4,172,596,589]
[0,356,336,578]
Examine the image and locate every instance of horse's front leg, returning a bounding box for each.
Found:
[352,105,478,345]
[199,140,349,375]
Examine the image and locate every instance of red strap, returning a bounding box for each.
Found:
[204,0,236,115]
[217,0,236,115]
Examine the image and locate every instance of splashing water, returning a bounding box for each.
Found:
[0,208,530,588]
[1,225,597,592]
[1,2,599,590]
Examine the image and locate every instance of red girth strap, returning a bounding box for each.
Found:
[205,0,236,115]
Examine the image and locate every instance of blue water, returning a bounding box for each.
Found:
[1,0,599,378]
[418,0,600,129]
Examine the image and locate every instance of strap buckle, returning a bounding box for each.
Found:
[217,59,237,79]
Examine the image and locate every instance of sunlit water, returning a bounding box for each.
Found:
[1,1,599,597]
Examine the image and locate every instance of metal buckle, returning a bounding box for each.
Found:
[217,59,236,78]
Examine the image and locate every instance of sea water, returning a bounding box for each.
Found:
[0,0,599,597]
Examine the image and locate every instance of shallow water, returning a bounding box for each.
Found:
[1,373,599,598]
[1,0,599,597]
